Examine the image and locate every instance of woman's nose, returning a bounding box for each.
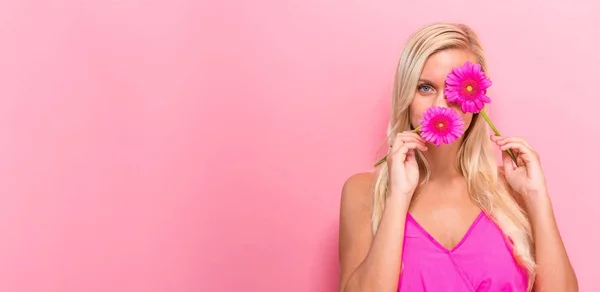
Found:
[434,93,449,107]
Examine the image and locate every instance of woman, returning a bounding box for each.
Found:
[338,23,577,291]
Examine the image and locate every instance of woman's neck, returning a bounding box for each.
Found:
[422,142,463,180]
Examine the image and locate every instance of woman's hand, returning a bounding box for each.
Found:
[491,135,548,198]
[492,135,579,291]
[387,131,428,201]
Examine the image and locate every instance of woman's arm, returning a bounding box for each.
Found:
[492,134,578,291]
[524,191,578,292]
[338,173,410,292]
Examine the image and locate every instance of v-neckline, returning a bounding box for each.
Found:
[406,210,485,253]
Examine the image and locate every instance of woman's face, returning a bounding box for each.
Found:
[409,49,477,141]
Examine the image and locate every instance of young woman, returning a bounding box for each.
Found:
[338,22,577,292]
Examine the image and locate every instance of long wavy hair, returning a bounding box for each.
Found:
[371,22,536,290]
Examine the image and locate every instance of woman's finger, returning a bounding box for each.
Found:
[502,150,515,174]
[392,141,427,162]
[395,141,428,154]
[495,136,532,149]
[392,133,426,151]
[397,131,426,144]
[390,135,404,151]
[499,142,537,164]
[405,148,416,164]
[516,155,526,167]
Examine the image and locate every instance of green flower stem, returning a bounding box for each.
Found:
[480,110,518,164]
[373,125,422,167]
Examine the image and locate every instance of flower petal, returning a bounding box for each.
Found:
[474,99,484,110]
[455,67,464,78]
[443,61,494,113]
[480,94,492,103]
[480,79,492,88]
[418,106,465,146]
[446,77,461,86]
[461,102,469,113]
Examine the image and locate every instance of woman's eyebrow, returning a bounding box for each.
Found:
[418,78,437,84]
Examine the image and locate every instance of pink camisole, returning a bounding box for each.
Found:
[399,211,528,291]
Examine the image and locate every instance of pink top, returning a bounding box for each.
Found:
[399,211,528,292]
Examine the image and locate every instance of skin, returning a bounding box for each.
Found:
[338,49,577,291]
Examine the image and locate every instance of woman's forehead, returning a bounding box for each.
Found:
[420,49,477,83]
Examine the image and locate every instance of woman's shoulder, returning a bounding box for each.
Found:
[342,172,376,197]
[340,171,376,213]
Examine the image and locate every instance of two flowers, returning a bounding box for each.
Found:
[374,61,516,167]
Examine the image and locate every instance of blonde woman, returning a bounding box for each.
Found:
[338,23,577,292]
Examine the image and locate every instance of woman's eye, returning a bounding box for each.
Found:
[418,84,434,93]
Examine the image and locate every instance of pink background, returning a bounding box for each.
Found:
[0,0,598,291]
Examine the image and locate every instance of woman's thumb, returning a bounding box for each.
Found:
[502,151,514,175]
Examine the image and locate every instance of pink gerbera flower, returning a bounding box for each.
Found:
[444,61,492,113]
[419,106,464,146]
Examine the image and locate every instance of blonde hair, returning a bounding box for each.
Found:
[371,22,536,290]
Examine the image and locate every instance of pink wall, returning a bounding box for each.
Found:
[0,0,598,291]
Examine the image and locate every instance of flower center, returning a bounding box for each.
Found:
[430,116,452,134]
[461,81,478,99]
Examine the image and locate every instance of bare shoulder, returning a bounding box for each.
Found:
[338,172,377,290]
[338,171,376,242]
[340,172,376,213]
[342,172,376,195]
